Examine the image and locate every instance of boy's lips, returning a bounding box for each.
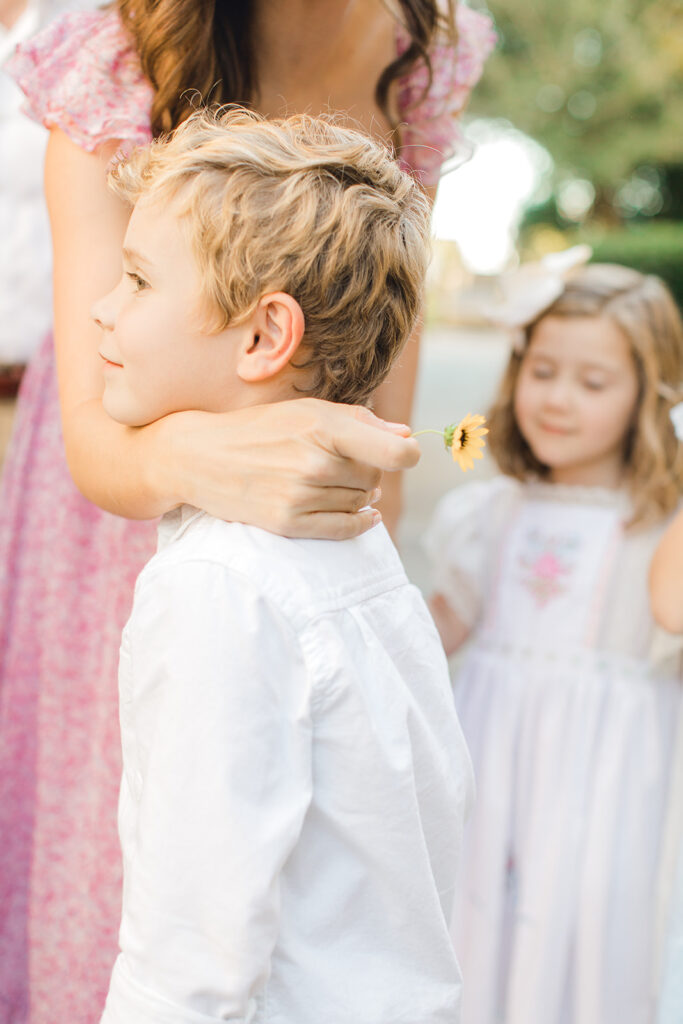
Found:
[99,352,123,369]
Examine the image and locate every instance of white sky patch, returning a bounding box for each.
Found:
[432,120,552,274]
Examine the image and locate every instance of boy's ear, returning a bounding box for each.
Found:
[237,292,305,383]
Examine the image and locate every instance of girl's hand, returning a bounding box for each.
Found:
[158,399,421,539]
[428,592,471,656]
[649,505,683,634]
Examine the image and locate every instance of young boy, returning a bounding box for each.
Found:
[94,108,473,1024]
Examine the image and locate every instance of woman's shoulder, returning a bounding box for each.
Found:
[395,3,496,185]
[6,7,152,152]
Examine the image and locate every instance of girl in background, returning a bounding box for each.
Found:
[1,2,495,1021]
[427,261,683,1024]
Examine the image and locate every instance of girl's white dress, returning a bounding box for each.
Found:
[658,707,683,1023]
[426,477,682,1024]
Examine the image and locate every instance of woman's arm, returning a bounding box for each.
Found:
[650,507,683,634]
[371,184,437,535]
[46,129,420,538]
[372,318,421,537]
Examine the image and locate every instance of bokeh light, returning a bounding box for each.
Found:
[432,119,553,274]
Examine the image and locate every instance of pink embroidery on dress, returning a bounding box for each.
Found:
[519,529,579,606]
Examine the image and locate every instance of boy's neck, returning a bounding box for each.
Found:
[223,374,302,414]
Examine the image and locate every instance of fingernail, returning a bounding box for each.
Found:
[385,421,411,434]
[371,509,382,524]
[370,487,382,504]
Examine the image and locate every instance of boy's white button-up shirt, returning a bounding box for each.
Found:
[101,508,473,1024]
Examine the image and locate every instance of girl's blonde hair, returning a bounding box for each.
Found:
[110,107,431,407]
[488,263,683,525]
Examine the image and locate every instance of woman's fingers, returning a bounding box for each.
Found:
[328,403,421,471]
[298,451,382,492]
[294,484,382,515]
[168,400,414,538]
[288,508,382,541]
[285,401,418,490]
[349,404,413,435]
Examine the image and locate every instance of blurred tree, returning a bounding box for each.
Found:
[468,0,683,189]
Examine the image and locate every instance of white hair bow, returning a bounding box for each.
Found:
[671,402,683,441]
[484,245,592,351]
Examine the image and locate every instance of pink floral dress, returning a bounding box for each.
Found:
[0,8,494,1023]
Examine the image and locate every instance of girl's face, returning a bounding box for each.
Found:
[514,314,640,488]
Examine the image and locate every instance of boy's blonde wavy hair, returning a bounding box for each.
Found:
[109,107,431,407]
[487,264,683,526]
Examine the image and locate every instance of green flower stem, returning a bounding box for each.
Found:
[411,429,446,438]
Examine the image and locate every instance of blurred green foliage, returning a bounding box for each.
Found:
[585,221,683,308]
[468,0,683,187]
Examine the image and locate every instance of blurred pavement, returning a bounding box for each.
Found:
[398,324,510,594]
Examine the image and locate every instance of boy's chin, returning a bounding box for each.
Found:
[102,392,152,428]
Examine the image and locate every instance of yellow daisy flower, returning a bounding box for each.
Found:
[443,414,488,472]
[412,414,488,472]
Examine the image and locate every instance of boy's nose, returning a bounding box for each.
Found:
[90,288,116,331]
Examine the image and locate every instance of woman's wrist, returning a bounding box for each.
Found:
[146,408,232,516]
[144,411,194,514]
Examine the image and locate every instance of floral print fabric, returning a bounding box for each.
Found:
[8,5,495,182]
[396,4,496,182]
[6,9,152,154]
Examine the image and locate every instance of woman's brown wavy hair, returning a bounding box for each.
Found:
[487,264,683,527]
[116,0,457,137]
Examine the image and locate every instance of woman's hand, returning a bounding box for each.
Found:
[158,399,420,539]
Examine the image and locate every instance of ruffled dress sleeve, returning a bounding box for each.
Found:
[423,475,515,629]
[5,8,153,153]
[396,4,496,186]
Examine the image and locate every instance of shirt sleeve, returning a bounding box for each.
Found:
[5,9,152,152]
[423,478,506,629]
[101,560,313,1024]
[396,4,496,185]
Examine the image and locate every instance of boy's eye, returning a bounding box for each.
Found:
[126,272,149,292]
[530,363,554,380]
[583,378,607,391]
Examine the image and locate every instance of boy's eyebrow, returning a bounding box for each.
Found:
[526,350,556,361]
[122,246,153,269]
